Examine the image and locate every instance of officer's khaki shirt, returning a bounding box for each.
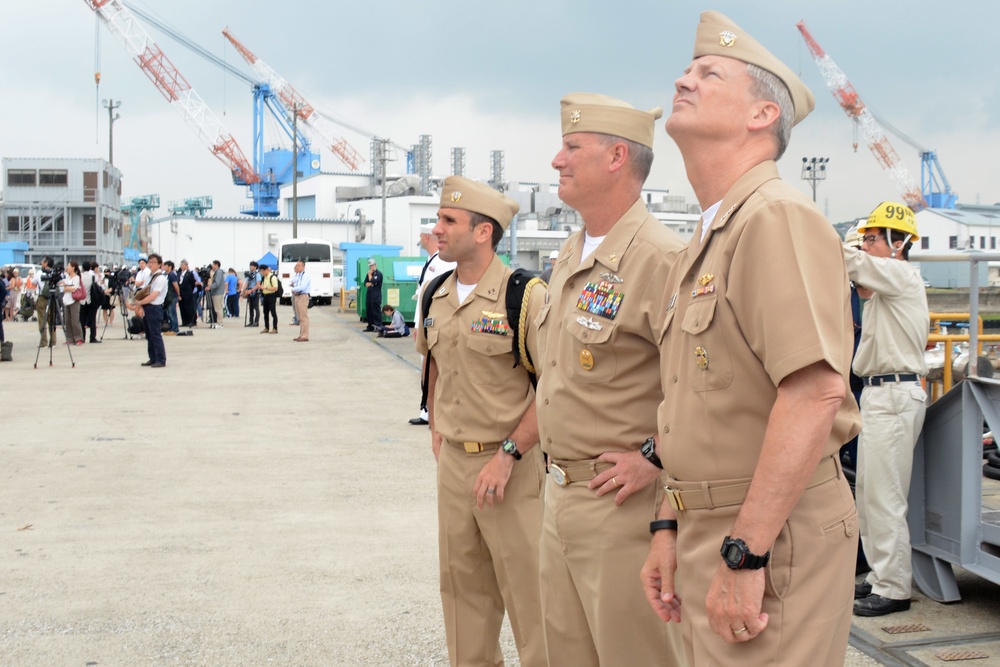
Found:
[416,254,546,444]
[536,198,684,460]
[658,161,860,482]
[843,246,929,378]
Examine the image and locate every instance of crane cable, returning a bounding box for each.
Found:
[95,13,101,143]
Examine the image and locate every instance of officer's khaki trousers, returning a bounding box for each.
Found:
[437,442,546,667]
[539,477,685,667]
[675,470,857,666]
[857,381,927,599]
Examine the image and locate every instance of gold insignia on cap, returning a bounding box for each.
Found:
[719,30,737,47]
[570,110,582,123]
[450,191,462,203]
[697,273,714,286]
[580,349,595,370]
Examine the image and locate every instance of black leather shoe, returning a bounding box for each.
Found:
[408,417,429,426]
[854,581,872,599]
[363,327,375,332]
[90,339,102,344]
[141,360,155,366]
[853,594,911,617]
[150,362,166,368]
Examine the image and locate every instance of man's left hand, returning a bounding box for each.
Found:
[590,450,662,505]
[473,450,515,509]
[706,563,768,643]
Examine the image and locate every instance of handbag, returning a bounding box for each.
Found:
[71,280,87,301]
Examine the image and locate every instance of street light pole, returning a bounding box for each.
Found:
[102,99,121,165]
[800,156,829,202]
[292,103,300,239]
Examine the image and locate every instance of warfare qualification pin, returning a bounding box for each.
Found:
[697,273,714,286]
[580,349,595,371]
[570,110,582,123]
[719,30,737,47]
[695,346,709,370]
[450,191,462,203]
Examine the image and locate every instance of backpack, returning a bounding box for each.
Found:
[419,267,543,407]
[274,276,284,299]
[90,277,105,305]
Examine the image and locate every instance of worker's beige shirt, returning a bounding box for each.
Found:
[416,254,546,444]
[535,198,684,460]
[658,161,860,481]
[843,246,929,377]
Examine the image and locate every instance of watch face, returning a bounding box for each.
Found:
[724,543,743,566]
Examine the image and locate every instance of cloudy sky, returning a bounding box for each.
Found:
[3,0,997,224]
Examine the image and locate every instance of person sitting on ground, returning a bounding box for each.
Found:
[377,305,409,338]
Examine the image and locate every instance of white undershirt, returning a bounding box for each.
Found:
[581,233,607,261]
[455,280,476,305]
[700,200,722,243]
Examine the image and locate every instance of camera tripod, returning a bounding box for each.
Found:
[33,292,75,369]
[101,290,136,341]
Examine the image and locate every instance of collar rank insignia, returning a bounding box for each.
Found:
[667,293,677,311]
[608,253,618,263]
[719,30,737,47]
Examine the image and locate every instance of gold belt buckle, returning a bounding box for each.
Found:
[463,442,485,454]
[664,486,686,511]
[550,463,569,486]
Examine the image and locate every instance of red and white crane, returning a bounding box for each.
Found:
[796,20,926,211]
[83,0,259,185]
[222,28,365,172]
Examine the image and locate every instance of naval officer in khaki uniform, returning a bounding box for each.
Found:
[535,94,686,666]
[416,176,547,667]
[641,11,861,666]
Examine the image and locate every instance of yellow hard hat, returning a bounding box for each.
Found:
[858,201,919,242]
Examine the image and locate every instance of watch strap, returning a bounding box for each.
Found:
[641,437,663,469]
[649,519,678,534]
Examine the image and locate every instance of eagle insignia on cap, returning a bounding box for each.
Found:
[719,30,737,47]
[450,191,462,203]
[570,110,582,123]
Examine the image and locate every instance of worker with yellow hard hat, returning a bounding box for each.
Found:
[843,201,929,617]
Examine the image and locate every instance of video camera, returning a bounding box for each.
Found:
[105,267,131,295]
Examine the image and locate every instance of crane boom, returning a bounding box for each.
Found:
[796,21,925,211]
[84,0,259,185]
[222,28,365,171]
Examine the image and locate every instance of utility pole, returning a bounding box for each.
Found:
[800,156,829,202]
[292,103,300,238]
[102,99,121,165]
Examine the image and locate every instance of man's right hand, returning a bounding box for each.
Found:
[432,431,443,462]
[641,530,683,624]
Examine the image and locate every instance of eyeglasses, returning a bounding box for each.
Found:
[861,234,882,246]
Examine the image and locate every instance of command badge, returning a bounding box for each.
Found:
[695,346,709,370]
[580,349,595,370]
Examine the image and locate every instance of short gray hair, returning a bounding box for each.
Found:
[596,134,654,183]
[746,63,794,161]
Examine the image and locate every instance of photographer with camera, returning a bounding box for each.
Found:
[59,261,84,346]
[35,257,58,348]
[126,253,168,368]
[243,261,261,327]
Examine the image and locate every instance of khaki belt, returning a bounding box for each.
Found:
[461,441,502,454]
[663,455,841,511]
[548,458,614,486]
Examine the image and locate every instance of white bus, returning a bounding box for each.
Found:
[278,238,339,305]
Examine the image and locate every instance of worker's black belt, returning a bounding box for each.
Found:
[862,373,920,387]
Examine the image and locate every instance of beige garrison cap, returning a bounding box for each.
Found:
[560,93,663,149]
[694,10,815,126]
[439,175,520,231]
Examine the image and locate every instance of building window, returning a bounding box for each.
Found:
[39,169,68,186]
[982,236,987,249]
[83,214,97,247]
[84,172,98,203]
[921,237,929,250]
[949,235,958,249]
[7,170,36,186]
[993,237,997,250]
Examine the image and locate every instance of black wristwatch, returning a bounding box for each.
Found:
[501,438,522,461]
[640,437,663,469]
[720,536,770,570]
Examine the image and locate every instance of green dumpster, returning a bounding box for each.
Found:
[357,256,427,325]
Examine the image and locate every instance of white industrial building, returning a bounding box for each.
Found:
[914,204,1000,287]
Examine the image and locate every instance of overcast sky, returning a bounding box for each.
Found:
[3,0,997,223]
